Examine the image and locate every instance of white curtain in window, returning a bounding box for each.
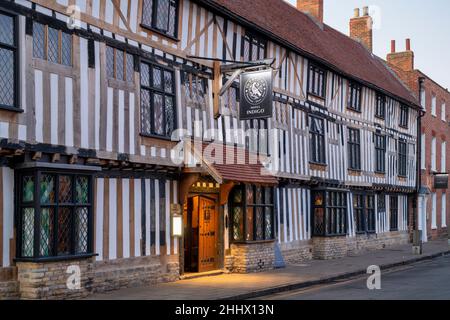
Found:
[441,141,447,173]
[431,193,437,229]
[431,137,437,171]
[442,193,447,228]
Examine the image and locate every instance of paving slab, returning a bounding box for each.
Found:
[86,239,450,300]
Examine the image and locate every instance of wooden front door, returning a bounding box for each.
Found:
[198,196,218,272]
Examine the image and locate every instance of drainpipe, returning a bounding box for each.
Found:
[413,77,426,253]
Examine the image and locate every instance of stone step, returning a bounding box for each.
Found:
[180,270,225,280]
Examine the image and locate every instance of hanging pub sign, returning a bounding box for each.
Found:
[434,174,449,189]
[239,69,273,120]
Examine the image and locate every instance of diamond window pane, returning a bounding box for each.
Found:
[168,1,177,37]
[142,0,153,27]
[59,175,72,203]
[255,207,264,240]
[265,207,272,239]
[141,89,151,135]
[153,93,164,135]
[245,207,254,241]
[57,207,72,256]
[40,174,55,204]
[33,22,45,59]
[140,63,150,87]
[61,32,72,66]
[153,67,162,89]
[0,48,15,107]
[116,49,124,81]
[106,46,114,79]
[75,207,89,254]
[48,27,59,63]
[156,0,170,31]
[165,96,174,136]
[233,206,243,241]
[22,176,34,202]
[126,53,134,83]
[76,176,89,204]
[164,70,173,93]
[40,208,54,257]
[0,14,14,46]
[22,208,35,257]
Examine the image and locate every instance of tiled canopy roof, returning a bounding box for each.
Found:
[200,0,419,107]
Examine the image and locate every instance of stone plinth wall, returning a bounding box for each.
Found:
[279,240,313,264]
[13,254,179,300]
[227,242,275,273]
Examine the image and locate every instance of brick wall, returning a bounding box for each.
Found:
[279,240,313,264]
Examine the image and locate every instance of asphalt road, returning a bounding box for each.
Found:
[260,255,450,300]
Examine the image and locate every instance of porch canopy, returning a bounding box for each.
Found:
[185,141,278,186]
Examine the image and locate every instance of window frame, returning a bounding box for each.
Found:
[398,139,408,177]
[106,45,135,83]
[307,63,327,99]
[15,168,94,262]
[389,195,399,231]
[348,127,361,170]
[242,32,267,62]
[32,22,73,67]
[399,105,409,128]
[353,193,376,234]
[347,81,362,112]
[141,0,180,41]
[140,60,176,139]
[0,10,20,112]
[375,93,386,119]
[312,190,348,237]
[229,185,275,243]
[309,115,326,165]
[374,133,386,174]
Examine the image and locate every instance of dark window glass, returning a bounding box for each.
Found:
[354,194,365,233]
[308,64,326,98]
[375,93,386,119]
[367,195,376,233]
[313,191,347,236]
[230,185,274,242]
[17,170,93,259]
[390,196,399,231]
[106,46,134,83]
[400,105,409,128]
[32,22,72,66]
[140,61,175,137]
[348,82,362,112]
[142,0,179,38]
[242,33,267,62]
[0,12,17,109]
[398,140,408,177]
[375,133,386,173]
[309,116,326,164]
[348,128,361,170]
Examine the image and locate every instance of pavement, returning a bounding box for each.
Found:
[261,254,450,300]
[87,239,450,300]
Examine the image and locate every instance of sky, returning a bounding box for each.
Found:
[285,0,450,89]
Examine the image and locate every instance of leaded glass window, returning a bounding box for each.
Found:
[348,128,361,170]
[140,61,176,137]
[312,190,348,237]
[348,81,362,112]
[308,64,326,98]
[106,45,134,83]
[32,22,72,66]
[229,185,274,243]
[398,140,408,177]
[141,0,179,38]
[309,116,326,164]
[242,33,267,62]
[17,170,93,260]
[0,12,17,109]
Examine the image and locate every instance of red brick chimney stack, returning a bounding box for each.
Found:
[349,6,373,52]
[387,39,415,72]
[296,0,324,23]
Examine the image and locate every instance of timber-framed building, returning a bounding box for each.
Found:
[0,0,420,299]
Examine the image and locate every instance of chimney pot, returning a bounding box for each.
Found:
[350,8,373,52]
[391,40,396,53]
[354,8,360,18]
[406,38,411,51]
[363,6,369,16]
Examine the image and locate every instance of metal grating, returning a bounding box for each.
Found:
[75,207,89,254]
[22,208,35,257]
[0,48,14,107]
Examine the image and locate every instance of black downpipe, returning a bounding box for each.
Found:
[414,77,426,231]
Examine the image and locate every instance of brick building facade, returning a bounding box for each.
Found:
[388,39,450,242]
